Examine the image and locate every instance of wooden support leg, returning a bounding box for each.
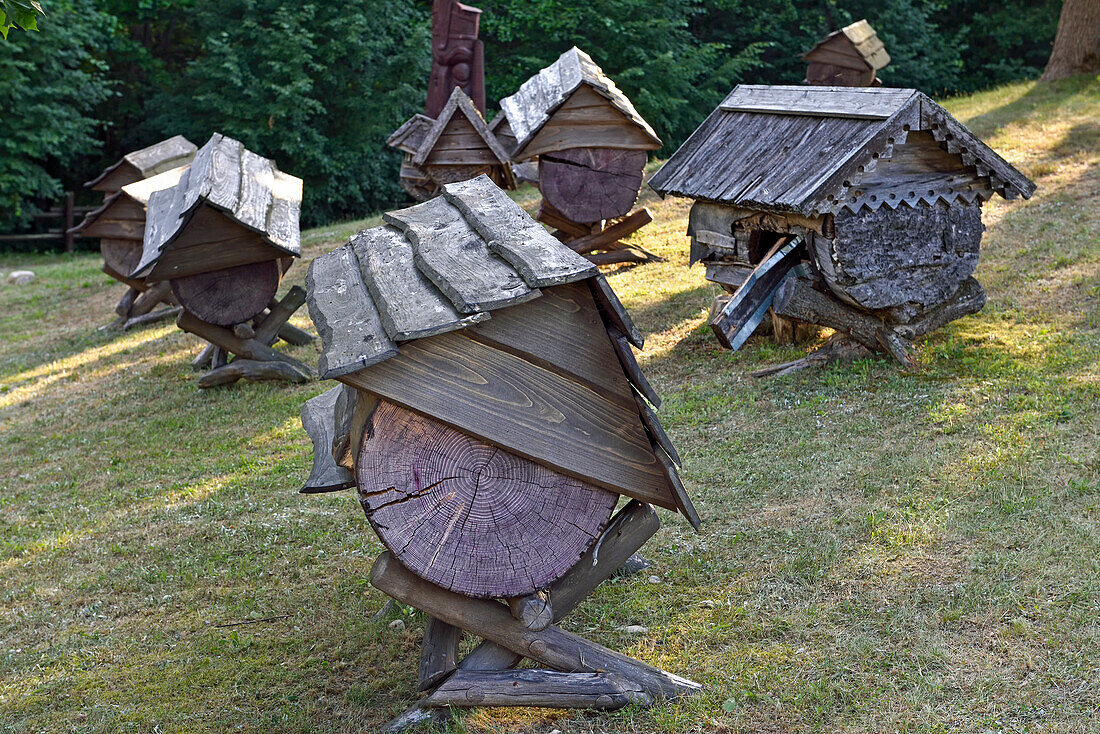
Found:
[193,342,217,370]
[370,552,700,701]
[379,502,675,732]
[255,286,310,345]
[177,310,315,388]
[116,287,139,318]
[423,669,651,710]
[418,617,461,691]
[121,306,183,331]
[129,281,172,318]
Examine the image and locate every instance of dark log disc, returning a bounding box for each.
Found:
[101,238,143,279]
[357,401,618,599]
[539,148,647,224]
[170,259,281,327]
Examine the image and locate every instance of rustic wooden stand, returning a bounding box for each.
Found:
[538,202,660,266]
[377,500,698,732]
[300,174,701,729]
[177,286,314,388]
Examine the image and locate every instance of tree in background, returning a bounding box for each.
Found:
[1042,0,1100,81]
[0,0,113,230]
[138,0,431,226]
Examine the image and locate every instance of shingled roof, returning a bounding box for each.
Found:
[305,174,699,528]
[72,165,190,237]
[498,47,661,159]
[648,85,1036,215]
[85,135,197,192]
[308,174,598,379]
[803,19,890,72]
[132,133,302,279]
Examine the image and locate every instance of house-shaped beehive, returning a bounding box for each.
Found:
[493,47,663,262]
[649,86,1035,357]
[303,173,697,597]
[301,175,701,719]
[133,132,302,328]
[84,135,197,196]
[388,88,514,201]
[75,165,190,288]
[803,20,890,87]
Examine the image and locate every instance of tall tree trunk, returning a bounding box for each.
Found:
[1041,0,1100,81]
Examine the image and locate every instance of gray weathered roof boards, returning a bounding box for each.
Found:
[648,85,1036,216]
[307,174,597,380]
[85,135,198,189]
[386,114,435,155]
[499,47,662,159]
[132,133,302,278]
[72,165,191,236]
[803,19,890,71]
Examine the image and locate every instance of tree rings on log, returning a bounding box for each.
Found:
[539,148,647,223]
[170,259,282,327]
[357,401,618,598]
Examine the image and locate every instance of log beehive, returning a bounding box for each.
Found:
[649,85,1036,363]
[300,174,700,723]
[493,47,663,264]
[84,135,197,196]
[803,19,890,87]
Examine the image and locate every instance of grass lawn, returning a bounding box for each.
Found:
[1,74,1098,733]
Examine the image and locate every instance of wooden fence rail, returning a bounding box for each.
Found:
[0,193,97,252]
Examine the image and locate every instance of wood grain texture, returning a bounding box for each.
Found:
[370,551,700,700]
[340,331,675,509]
[383,197,539,313]
[423,669,650,709]
[300,385,356,492]
[101,238,144,279]
[350,226,487,341]
[441,175,596,287]
[418,617,461,691]
[566,208,654,256]
[197,358,311,388]
[306,244,399,380]
[357,401,618,598]
[540,147,646,223]
[710,238,802,351]
[589,275,643,348]
[607,327,660,408]
[381,500,660,732]
[170,259,281,327]
[464,282,635,410]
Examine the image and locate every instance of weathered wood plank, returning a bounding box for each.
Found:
[464,282,635,410]
[607,326,660,408]
[423,669,650,710]
[306,244,398,380]
[340,330,675,508]
[589,275,643,348]
[383,197,539,313]
[719,85,915,119]
[370,552,700,701]
[653,444,700,531]
[631,387,680,467]
[710,237,803,350]
[234,149,275,234]
[418,618,461,692]
[350,226,487,341]
[441,175,597,287]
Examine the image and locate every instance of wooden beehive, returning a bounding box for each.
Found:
[133,133,314,386]
[84,135,197,197]
[649,86,1036,365]
[495,47,663,264]
[301,174,699,722]
[388,88,514,202]
[803,19,890,87]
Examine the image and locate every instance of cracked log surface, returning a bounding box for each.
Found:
[170,259,281,327]
[357,400,618,598]
[827,200,983,312]
[539,148,646,224]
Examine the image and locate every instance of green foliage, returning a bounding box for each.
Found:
[0,0,44,39]
[137,0,430,227]
[0,0,1064,242]
[0,0,113,230]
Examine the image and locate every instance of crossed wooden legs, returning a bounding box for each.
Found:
[177,286,316,388]
[377,501,701,732]
[100,264,181,331]
[538,203,663,266]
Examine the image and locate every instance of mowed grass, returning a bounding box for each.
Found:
[1,73,1098,733]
